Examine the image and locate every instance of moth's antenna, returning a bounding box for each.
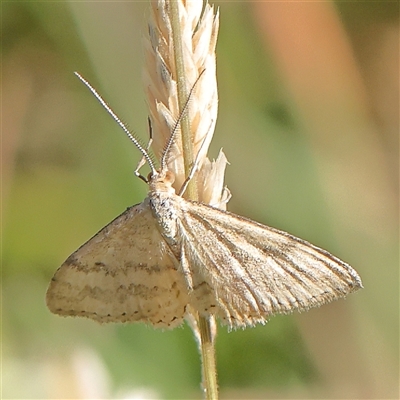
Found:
[74,72,157,178]
[160,69,206,172]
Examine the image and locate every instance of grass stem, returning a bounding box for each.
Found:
[168,2,218,399]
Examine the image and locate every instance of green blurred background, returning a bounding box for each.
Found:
[2,1,398,399]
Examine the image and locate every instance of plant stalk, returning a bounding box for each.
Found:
[168,1,218,399]
[198,316,218,400]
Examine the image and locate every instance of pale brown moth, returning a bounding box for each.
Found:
[46,74,362,329]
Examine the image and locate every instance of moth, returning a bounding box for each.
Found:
[46,75,362,329]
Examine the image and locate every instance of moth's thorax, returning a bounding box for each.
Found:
[148,169,181,248]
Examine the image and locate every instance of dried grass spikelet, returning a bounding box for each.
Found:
[143,0,229,209]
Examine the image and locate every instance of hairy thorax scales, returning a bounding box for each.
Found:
[148,170,182,252]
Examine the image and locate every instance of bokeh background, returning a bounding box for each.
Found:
[2,1,398,399]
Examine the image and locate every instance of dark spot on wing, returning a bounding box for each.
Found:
[95,261,106,267]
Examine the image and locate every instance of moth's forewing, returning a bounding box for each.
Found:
[46,201,189,328]
[179,200,362,328]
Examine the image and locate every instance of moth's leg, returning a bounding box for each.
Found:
[134,117,153,183]
[178,132,210,197]
[179,245,194,291]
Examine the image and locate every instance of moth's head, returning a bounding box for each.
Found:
[148,169,176,194]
